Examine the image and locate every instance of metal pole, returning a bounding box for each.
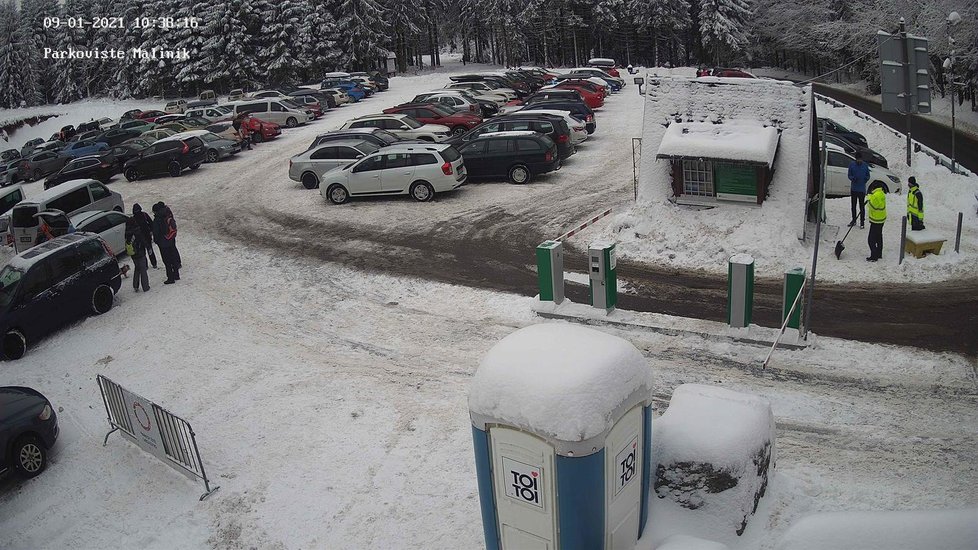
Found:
[900,18,913,167]
[763,288,805,369]
[803,119,828,339]
[956,212,963,253]
[899,215,907,264]
[949,39,957,173]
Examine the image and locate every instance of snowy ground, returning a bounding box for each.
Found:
[1,62,977,549]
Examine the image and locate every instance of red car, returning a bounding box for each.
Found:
[244,116,282,142]
[554,83,604,109]
[135,110,167,123]
[383,103,483,136]
[560,78,609,98]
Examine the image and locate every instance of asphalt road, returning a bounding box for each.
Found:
[814,84,978,174]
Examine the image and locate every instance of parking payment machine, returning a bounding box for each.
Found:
[469,324,653,550]
[589,242,617,313]
[536,240,565,304]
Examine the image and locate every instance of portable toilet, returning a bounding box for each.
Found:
[468,323,653,550]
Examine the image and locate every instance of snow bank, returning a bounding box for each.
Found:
[653,384,776,536]
[775,508,978,550]
[657,120,780,168]
[468,323,651,442]
[657,534,730,550]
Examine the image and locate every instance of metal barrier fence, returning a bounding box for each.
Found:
[97,375,220,501]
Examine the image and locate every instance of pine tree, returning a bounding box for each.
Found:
[259,0,306,86]
[334,0,389,70]
[172,3,210,94]
[50,0,87,103]
[300,0,340,81]
[106,0,145,98]
[18,0,56,104]
[0,0,34,108]
[200,0,261,91]
[699,0,752,65]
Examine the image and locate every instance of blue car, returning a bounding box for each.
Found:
[321,79,367,102]
[60,140,109,159]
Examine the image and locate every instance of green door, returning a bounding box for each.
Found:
[714,163,758,202]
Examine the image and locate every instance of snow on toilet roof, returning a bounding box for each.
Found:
[469,323,651,443]
[657,120,780,168]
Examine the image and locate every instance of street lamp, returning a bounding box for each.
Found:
[946,11,961,173]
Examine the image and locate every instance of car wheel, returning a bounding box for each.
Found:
[508,164,531,184]
[124,168,139,181]
[410,181,435,202]
[251,132,264,143]
[13,436,46,478]
[190,163,201,170]
[286,117,298,128]
[301,172,320,190]
[2,329,26,360]
[31,169,41,181]
[206,150,219,163]
[168,161,182,177]
[92,284,113,315]
[451,126,468,136]
[326,184,349,205]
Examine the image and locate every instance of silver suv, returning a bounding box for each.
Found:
[318,144,466,204]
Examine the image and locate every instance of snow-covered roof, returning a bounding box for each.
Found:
[657,120,781,168]
[468,324,651,447]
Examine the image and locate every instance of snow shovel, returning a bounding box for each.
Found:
[834,223,856,259]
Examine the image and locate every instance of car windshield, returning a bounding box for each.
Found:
[374,130,400,144]
[0,265,24,308]
[427,104,455,116]
[356,142,381,155]
[282,99,302,109]
[201,133,220,143]
[402,117,422,129]
[216,106,233,113]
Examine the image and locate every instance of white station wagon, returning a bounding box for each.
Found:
[340,114,452,143]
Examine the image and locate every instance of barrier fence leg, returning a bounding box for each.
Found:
[727,254,754,330]
[536,241,565,304]
[782,268,806,341]
[956,212,963,253]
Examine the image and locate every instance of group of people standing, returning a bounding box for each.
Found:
[124,201,182,292]
[847,152,925,263]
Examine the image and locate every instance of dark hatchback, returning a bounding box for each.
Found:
[0,233,121,360]
[457,132,560,184]
[123,136,207,181]
[96,128,143,147]
[1,386,59,478]
[522,99,596,134]
[44,156,115,189]
[449,114,575,160]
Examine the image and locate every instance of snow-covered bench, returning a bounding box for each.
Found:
[653,384,775,536]
[904,229,945,258]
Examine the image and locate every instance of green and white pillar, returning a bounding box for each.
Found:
[782,267,806,331]
[727,254,755,329]
[536,240,565,304]
[588,242,617,313]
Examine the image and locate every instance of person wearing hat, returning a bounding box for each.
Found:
[131,203,158,268]
[847,151,870,228]
[907,176,925,231]
[866,181,887,262]
[151,201,181,284]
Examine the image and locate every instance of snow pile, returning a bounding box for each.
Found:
[653,384,776,536]
[657,534,730,550]
[657,120,780,168]
[775,508,978,549]
[468,323,651,442]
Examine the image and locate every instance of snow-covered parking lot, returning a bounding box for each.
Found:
[2,65,977,548]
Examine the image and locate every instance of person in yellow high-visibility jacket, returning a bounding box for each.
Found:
[907,176,925,230]
[866,184,887,262]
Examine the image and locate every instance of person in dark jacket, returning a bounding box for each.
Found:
[847,152,871,228]
[124,216,150,292]
[152,201,181,284]
[131,203,158,268]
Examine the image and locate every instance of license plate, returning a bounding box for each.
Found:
[20,236,31,242]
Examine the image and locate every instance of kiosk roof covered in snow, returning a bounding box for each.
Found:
[656,121,781,168]
[468,323,651,444]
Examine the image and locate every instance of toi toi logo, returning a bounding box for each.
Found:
[510,470,540,505]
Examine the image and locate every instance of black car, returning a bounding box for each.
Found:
[0,386,59,478]
[818,117,867,147]
[819,130,888,168]
[449,114,574,160]
[1,149,20,162]
[524,89,584,104]
[289,89,337,109]
[120,109,142,120]
[103,143,145,173]
[67,130,102,144]
[451,75,529,98]
[0,232,122,360]
[522,99,596,134]
[76,120,101,133]
[123,136,207,180]
[457,132,560,184]
[44,156,114,189]
[306,128,413,151]
[96,128,143,147]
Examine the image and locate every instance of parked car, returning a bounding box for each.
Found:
[134,109,167,123]
[0,387,59,476]
[456,131,560,184]
[710,68,757,78]
[522,99,596,134]
[185,105,234,123]
[67,130,103,144]
[290,95,325,117]
[552,81,605,109]
[322,88,351,106]
[290,140,382,189]
[250,89,289,99]
[58,125,76,142]
[320,80,367,101]
[140,128,178,142]
[120,109,142,120]
[444,81,514,103]
[228,89,246,102]
[103,143,145,173]
[412,91,484,116]
[1,149,20,162]
[68,210,129,256]
[122,135,206,180]
[10,178,123,253]
[34,140,66,154]
[232,99,312,128]
[20,138,45,157]
[318,143,466,204]
[500,89,585,115]
[820,143,901,197]
[567,67,625,88]
[76,120,102,133]
[449,113,574,160]
[59,139,109,159]
[116,119,157,132]
[450,75,527,98]
[0,186,25,225]
[153,114,187,125]
[587,57,621,78]
[289,89,337,109]
[160,130,240,163]
[819,132,888,168]
[383,103,482,136]
[188,90,218,108]
[0,160,22,186]
[239,115,282,143]
[44,156,114,189]
[306,128,415,152]
[19,150,69,181]
[817,117,868,148]
[516,109,588,145]
[95,128,143,147]
[164,99,188,114]
[351,71,389,91]
[0,233,122,359]
[340,114,451,142]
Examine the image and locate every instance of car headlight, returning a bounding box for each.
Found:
[39,404,52,420]
[887,174,900,183]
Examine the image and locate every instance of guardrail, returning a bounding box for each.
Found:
[814,93,974,177]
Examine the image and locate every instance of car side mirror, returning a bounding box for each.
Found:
[356,154,364,159]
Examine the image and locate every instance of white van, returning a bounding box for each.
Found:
[10,179,123,253]
[232,99,312,128]
[0,185,25,238]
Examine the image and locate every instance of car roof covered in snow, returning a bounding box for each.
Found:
[657,120,781,168]
[16,179,99,206]
[475,131,538,139]
[8,232,99,270]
